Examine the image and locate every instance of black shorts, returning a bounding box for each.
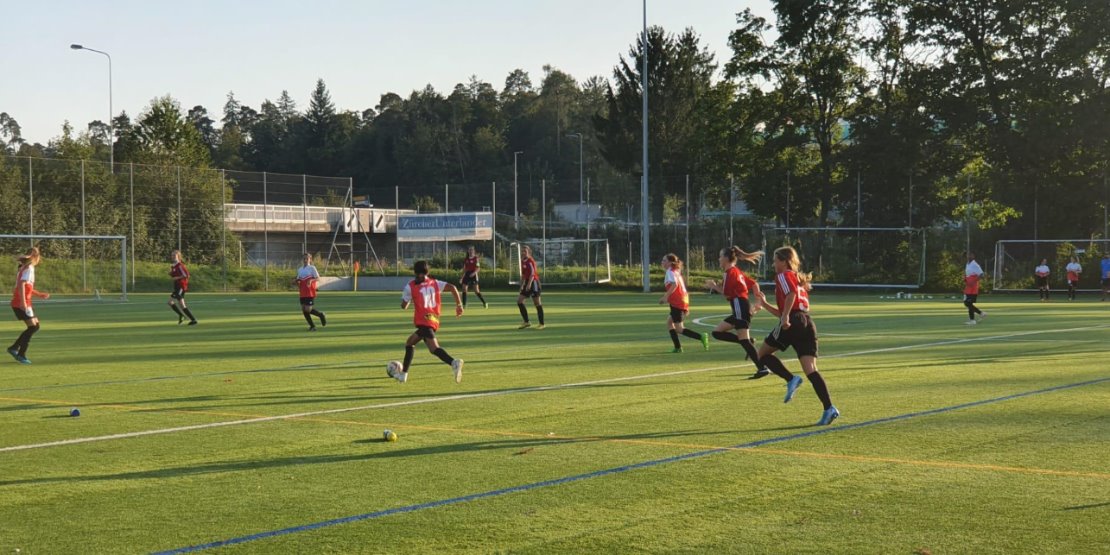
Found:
[171,285,187,300]
[12,308,31,321]
[723,297,752,329]
[1036,276,1048,287]
[964,294,978,303]
[462,272,478,286]
[300,297,315,306]
[520,280,542,298]
[669,306,688,323]
[765,311,818,358]
[414,326,437,340]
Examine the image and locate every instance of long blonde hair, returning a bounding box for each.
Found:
[17,247,41,267]
[773,246,812,291]
[721,246,763,265]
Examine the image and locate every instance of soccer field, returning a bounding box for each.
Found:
[1,291,1108,554]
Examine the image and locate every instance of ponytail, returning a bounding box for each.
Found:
[17,247,41,267]
[663,253,683,272]
[720,246,763,265]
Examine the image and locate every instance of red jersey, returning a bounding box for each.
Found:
[664,269,689,310]
[521,257,539,284]
[170,261,189,291]
[774,270,810,313]
[463,255,479,274]
[296,265,319,298]
[722,267,749,300]
[964,274,980,295]
[404,277,446,331]
[10,265,35,309]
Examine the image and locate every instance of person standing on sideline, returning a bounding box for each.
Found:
[964,252,985,325]
[754,246,838,425]
[391,260,464,384]
[294,253,327,331]
[8,247,49,364]
[516,245,544,329]
[1101,254,1110,301]
[459,246,488,309]
[1034,258,1050,302]
[169,250,197,325]
[1065,255,1082,301]
[659,253,708,353]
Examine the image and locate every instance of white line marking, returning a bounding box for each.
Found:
[3,324,1107,454]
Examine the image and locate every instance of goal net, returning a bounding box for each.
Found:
[993,239,1110,292]
[760,227,926,289]
[508,238,612,285]
[0,234,128,301]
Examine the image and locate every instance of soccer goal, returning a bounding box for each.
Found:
[993,239,1110,292]
[508,238,612,285]
[0,234,128,301]
[760,227,926,289]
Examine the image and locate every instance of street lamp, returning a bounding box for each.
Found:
[71,44,113,170]
[566,132,584,207]
[513,151,523,230]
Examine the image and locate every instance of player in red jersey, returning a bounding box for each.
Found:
[392,260,465,384]
[294,253,327,331]
[168,250,197,325]
[964,252,985,324]
[516,245,545,329]
[459,246,488,309]
[8,247,50,364]
[659,253,709,353]
[705,246,765,377]
[756,246,839,425]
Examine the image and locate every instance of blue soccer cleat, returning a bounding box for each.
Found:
[7,347,19,361]
[16,355,31,365]
[784,375,803,403]
[818,406,840,426]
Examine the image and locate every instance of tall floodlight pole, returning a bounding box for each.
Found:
[513,151,523,230]
[640,0,650,293]
[71,44,113,170]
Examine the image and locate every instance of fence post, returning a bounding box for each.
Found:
[27,157,33,244]
[491,181,496,279]
[586,177,591,282]
[81,159,87,292]
[263,171,269,291]
[395,185,400,276]
[176,166,182,251]
[541,179,546,272]
[129,163,135,287]
[685,174,690,280]
[303,174,308,254]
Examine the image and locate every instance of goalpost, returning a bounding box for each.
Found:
[508,238,612,285]
[0,234,128,301]
[993,239,1110,292]
[761,227,927,289]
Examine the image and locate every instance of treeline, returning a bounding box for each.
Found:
[3,0,1109,248]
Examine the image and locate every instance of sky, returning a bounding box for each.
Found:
[2,0,775,145]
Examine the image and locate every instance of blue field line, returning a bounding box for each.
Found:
[152,376,1109,555]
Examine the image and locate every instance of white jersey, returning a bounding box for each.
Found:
[297,265,320,281]
[401,280,447,303]
[1065,262,1082,274]
[965,261,983,277]
[17,265,35,285]
[664,268,678,287]
[1034,265,1049,276]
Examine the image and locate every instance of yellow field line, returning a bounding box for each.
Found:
[5,396,1107,480]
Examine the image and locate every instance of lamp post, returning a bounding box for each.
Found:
[70,44,113,170]
[513,151,523,230]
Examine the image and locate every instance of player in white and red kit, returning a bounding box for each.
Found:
[516,245,545,329]
[168,250,197,325]
[705,246,765,377]
[1034,258,1050,301]
[1065,255,1082,301]
[392,260,465,384]
[658,253,708,353]
[459,246,488,309]
[964,252,985,324]
[294,253,327,331]
[756,246,838,425]
[8,247,50,364]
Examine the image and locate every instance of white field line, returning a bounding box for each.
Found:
[2,323,1108,454]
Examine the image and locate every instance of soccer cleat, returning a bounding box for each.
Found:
[177,315,184,325]
[188,320,198,326]
[978,311,987,321]
[749,367,771,380]
[518,322,531,329]
[483,302,489,309]
[700,332,710,351]
[16,355,31,365]
[670,347,683,354]
[308,326,317,332]
[817,406,840,426]
[451,359,464,383]
[784,375,803,403]
[395,370,408,384]
[536,324,545,330]
[319,312,327,327]
[7,347,19,361]
[965,320,977,325]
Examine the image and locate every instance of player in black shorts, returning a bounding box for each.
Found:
[459,246,488,308]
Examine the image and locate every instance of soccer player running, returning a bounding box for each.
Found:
[517,245,545,329]
[964,252,985,325]
[658,253,709,353]
[459,246,488,309]
[294,253,327,331]
[8,247,49,364]
[168,250,197,325]
[1065,255,1082,301]
[1101,254,1110,301]
[1034,258,1050,302]
[705,246,766,378]
[391,260,464,384]
[755,246,838,426]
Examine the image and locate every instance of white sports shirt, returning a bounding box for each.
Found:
[296,265,320,281]
[965,260,983,277]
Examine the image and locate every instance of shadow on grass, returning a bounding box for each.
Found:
[1062,501,1110,511]
[0,429,723,487]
